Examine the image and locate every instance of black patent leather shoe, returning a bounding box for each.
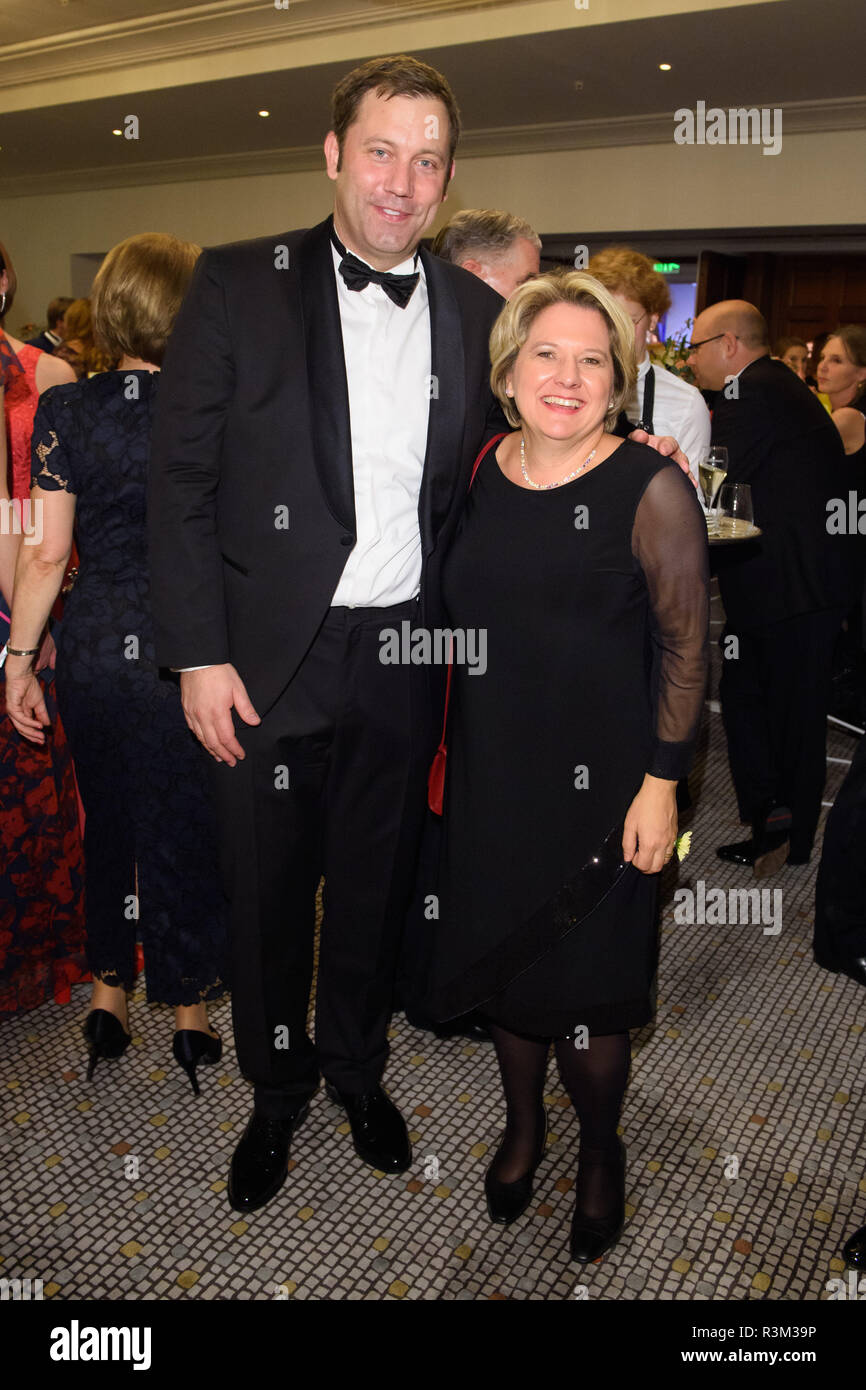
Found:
[569,1138,627,1264]
[716,836,758,866]
[717,832,790,877]
[718,804,791,878]
[843,1224,866,1270]
[227,1103,311,1213]
[325,1083,412,1173]
[172,1028,222,1097]
[485,1108,548,1225]
[83,1009,132,1081]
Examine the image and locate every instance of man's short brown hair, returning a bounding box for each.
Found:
[91,233,201,367]
[47,296,74,329]
[330,54,461,170]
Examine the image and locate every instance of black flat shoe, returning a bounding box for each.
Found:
[172,1029,222,1097]
[484,1108,548,1225]
[569,1138,627,1264]
[82,1009,131,1081]
[325,1083,412,1173]
[227,1104,311,1213]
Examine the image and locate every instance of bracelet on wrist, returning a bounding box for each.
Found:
[6,645,40,656]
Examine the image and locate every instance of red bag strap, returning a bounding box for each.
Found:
[436,430,508,743]
[469,429,508,489]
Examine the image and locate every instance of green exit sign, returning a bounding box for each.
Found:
[653,262,680,273]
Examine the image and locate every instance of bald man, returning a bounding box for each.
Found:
[688,300,859,874]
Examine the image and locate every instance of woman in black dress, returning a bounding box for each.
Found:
[5,234,229,1095]
[427,271,709,1262]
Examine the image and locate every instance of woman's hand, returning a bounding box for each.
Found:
[4,658,52,743]
[622,774,678,874]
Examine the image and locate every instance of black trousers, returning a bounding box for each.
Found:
[718,607,846,859]
[209,600,430,1117]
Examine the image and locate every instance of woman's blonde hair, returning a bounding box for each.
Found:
[490,270,637,430]
[91,233,201,367]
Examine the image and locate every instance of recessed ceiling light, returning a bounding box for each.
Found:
[258,109,270,118]
[659,63,672,71]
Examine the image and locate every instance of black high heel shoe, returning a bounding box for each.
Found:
[484,1107,548,1225]
[172,1029,222,1097]
[569,1136,627,1263]
[83,1009,132,1081]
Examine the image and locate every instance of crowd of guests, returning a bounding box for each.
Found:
[2,51,865,1272]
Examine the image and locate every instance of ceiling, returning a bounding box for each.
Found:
[1,0,864,196]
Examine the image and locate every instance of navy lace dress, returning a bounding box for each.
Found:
[30,371,229,1006]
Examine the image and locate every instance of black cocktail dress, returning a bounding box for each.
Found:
[427,437,709,1037]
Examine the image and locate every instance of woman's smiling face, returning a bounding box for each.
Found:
[507,302,615,441]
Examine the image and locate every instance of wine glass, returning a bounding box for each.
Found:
[716,482,754,537]
[698,446,728,512]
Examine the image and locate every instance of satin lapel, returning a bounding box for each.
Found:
[294,216,355,531]
[419,247,466,555]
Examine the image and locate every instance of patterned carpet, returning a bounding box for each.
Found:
[1,586,864,1301]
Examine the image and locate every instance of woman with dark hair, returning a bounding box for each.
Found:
[5,234,229,1093]
[774,335,808,381]
[0,240,87,1017]
[818,326,866,726]
[817,325,866,468]
[428,270,709,1263]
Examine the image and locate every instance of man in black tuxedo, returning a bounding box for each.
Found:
[147,55,511,1212]
[688,300,859,874]
[26,296,72,354]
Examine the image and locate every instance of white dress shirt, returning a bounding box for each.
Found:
[329,239,431,607]
[176,237,432,669]
[626,352,712,483]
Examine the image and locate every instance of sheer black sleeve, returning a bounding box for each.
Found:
[631,463,710,780]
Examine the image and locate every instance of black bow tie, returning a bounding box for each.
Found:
[331,225,419,309]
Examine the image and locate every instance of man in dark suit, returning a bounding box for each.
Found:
[688,300,859,874]
[147,55,511,1213]
[26,296,73,354]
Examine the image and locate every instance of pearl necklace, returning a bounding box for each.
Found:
[520,434,597,490]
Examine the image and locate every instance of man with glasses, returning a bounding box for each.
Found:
[589,248,710,485]
[688,300,859,875]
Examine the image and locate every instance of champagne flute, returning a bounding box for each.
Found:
[716,482,754,537]
[698,446,729,513]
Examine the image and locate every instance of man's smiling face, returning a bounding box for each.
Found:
[325,89,453,271]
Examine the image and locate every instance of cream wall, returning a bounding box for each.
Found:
[5,125,865,330]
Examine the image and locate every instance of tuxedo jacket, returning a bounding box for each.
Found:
[711,355,860,630]
[147,215,507,723]
[25,332,56,354]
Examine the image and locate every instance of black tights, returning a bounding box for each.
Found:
[487,1022,630,1218]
